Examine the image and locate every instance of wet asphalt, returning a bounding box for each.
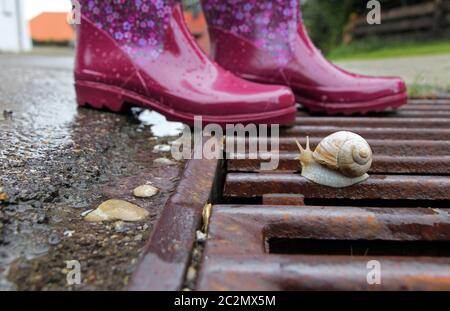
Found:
[0,50,184,290]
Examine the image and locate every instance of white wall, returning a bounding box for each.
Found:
[0,0,32,52]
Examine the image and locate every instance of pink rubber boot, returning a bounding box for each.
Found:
[75,0,296,126]
[202,0,408,115]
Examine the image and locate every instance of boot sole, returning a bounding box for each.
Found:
[75,80,297,127]
[238,73,408,115]
[296,92,408,115]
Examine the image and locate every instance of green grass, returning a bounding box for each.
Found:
[328,39,450,61]
[405,72,450,97]
[407,83,450,98]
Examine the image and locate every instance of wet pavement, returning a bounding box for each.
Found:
[0,51,184,290]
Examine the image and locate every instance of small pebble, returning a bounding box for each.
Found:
[153,144,171,152]
[84,199,149,222]
[3,110,13,119]
[81,209,94,217]
[133,185,159,198]
[134,234,143,241]
[186,266,197,283]
[113,221,127,233]
[196,230,207,243]
[31,213,47,224]
[48,233,61,245]
[63,230,75,237]
[153,158,177,166]
[33,243,49,255]
[52,215,63,223]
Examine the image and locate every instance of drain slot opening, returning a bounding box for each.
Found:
[267,238,450,257]
[222,196,448,208]
[303,198,449,208]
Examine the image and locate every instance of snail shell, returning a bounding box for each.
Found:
[295,131,373,188]
[313,131,372,177]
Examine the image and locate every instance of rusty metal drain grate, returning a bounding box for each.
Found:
[197,206,450,290]
[197,97,450,291]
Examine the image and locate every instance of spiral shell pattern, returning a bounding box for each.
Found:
[313,131,373,177]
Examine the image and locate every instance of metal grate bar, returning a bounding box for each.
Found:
[283,126,450,140]
[227,153,450,174]
[294,117,450,128]
[296,110,450,118]
[197,205,450,291]
[400,104,450,111]
[224,173,450,200]
[198,256,450,291]
[408,99,450,105]
[233,137,450,155]
[200,96,450,290]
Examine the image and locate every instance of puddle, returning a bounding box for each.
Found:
[0,206,52,291]
[0,56,187,290]
[0,68,78,162]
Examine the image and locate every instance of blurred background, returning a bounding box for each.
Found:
[0,0,449,93]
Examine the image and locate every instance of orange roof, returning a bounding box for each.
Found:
[184,11,210,54]
[29,10,210,52]
[30,12,75,42]
[184,11,207,35]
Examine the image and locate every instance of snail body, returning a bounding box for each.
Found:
[295,131,373,188]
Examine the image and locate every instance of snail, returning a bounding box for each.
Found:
[295,131,373,188]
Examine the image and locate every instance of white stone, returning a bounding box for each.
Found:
[153,158,177,165]
[133,185,159,198]
[63,230,75,237]
[153,144,171,152]
[196,230,207,243]
[81,209,94,217]
[84,199,149,222]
